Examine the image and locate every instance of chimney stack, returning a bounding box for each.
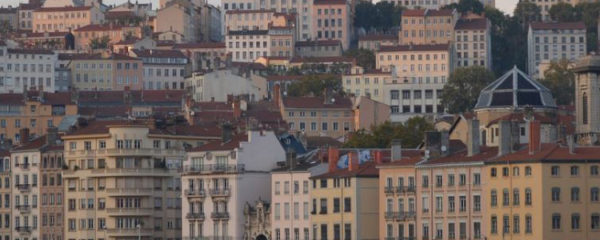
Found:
[348,151,359,171]
[567,135,575,154]
[232,99,242,119]
[467,119,480,157]
[373,150,382,165]
[391,139,402,161]
[498,120,511,156]
[46,127,59,146]
[19,128,30,145]
[328,147,339,172]
[286,149,297,170]
[529,120,541,155]
[425,131,442,158]
[273,84,281,107]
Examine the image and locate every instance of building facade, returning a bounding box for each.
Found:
[32,6,104,33]
[454,15,492,69]
[0,47,58,93]
[130,49,189,90]
[295,40,343,58]
[312,0,352,50]
[400,9,458,45]
[73,24,142,50]
[63,53,144,91]
[279,96,355,139]
[383,0,494,9]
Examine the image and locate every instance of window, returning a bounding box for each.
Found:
[552,214,561,230]
[572,214,580,230]
[571,166,579,176]
[525,188,532,205]
[591,166,599,176]
[502,167,509,177]
[333,198,340,213]
[513,215,520,233]
[551,166,560,176]
[503,189,509,206]
[591,187,599,202]
[491,215,497,234]
[525,166,532,176]
[592,214,600,230]
[491,168,497,177]
[513,189,520,205]
[571,187,580,202]
[344,198,351,212]
[525,215,532,233]
[491,190,497,206]
[503,215,510,234]
[552,187,560,202]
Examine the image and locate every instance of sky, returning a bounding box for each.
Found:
[2,0,519,14]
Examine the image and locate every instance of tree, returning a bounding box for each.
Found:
[484,6,528,76]
[441,66,496,114]
[354,2,378,30]
[354,1,403,32]
[343,49,375,70]
[513,1,541,29]
[343,117,434,148]
[286,74,342,97]
[540,59,575,105]
[0,20,13,35]
[548,2,579,22]
[89,35,111,49]
[442,0,484,14]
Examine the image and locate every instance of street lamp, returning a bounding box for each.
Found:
[137,224,141,240]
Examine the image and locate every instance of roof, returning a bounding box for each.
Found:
[403,9,453,17]
[172,42,226,49]
[12,136,47,151]
[420,146,497,166]
[313,0,346,5]
[359,34,397,41]
[295,39,341,47]
[105,11,135,19]
[16,31,69,38]
[289,56,355,63]
[34,6,92,12]
[485,112,554,128]
[572,54,600,73]
[58,53,139,61]
[75,24,129,32]
[378,44,450,52]
[0,92,73,105]
[530,21,586,31]
[19,2,42,10]
[0,7,17,13]
[490,143,600,164]
[474,66,557,110]
[131,49,187,59]
[228,29,269,36]
[312,161,379,179]
[7,48,54,55]
[188,134,248,152]
[455,17,488,30]
[265,75,303,81]
[78,90,184,106]
[283,96,353,109]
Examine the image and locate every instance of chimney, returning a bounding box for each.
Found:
[373,150,382,165]
[19,128,30,145]
[348,151,359,172]
[425,131,442,158]
[567,135,575,154]
[46,127,59,146]
[391,139,402,161]
[328,147,339,172]
[498,120,511,156]
[528,120,541,155]
[286,148,297,170]
[467,119,480,157]
[441,130,449,156]
[232,99,241,119]
[273,84,281,107]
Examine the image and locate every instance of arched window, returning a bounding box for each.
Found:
[583,92,588,124]
[525,188,532,205]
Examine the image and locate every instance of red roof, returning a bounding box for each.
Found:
[378,44,450,52]
[188,134,248,152]
[455,17,488,30]
[530,22,586,30]
[359,34,397,41]
[12,136,47,151]
[19,2,42,10]
[0,92,73,105]
[313,0,346,5]
[34,6,92,12]
[75,24,129,32]
[491,143,600,163]
[283,96,352,109]
[295,39,341,47]
[172,42,226,49]
[7,48,54,55]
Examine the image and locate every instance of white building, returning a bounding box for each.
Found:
[454,15,492,69]
[185,69,265,102]
[182,130,286,240]
[527,22,587,79]
[383,0,494,9]
[130,49,190,90]
[0,45,58,93]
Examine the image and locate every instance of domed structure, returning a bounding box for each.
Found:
[474,66,557,110]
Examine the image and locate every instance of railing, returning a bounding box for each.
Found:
[384,186,395,195]
[16,205,30,212]
[15,163,29,169]
[384,212,396,220]
[106,208,153,215]
[186,212,205,220]
[397,186,416,193]
[210,212,229,220]
[15,226,31,233]
[105,188,153,195]
[67,148,185,157]
[185,189,206,197]
[183,164,245,174]
[385,211,416,221]
[106,228,153,236]
[210,188,231,197]
[91,168,172,175]
[16,184,30,192]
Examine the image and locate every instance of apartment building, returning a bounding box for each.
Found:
[295,40,343,57]
[358,34,397,52]
[130,49,189,90]
[32,6,104,33]
[310,149,381,240]
[0,92,77,143]
[342,66,391,104]
[18,0,42,31]
[527,22,587,79]
[383,0,494,9]
[173,42,227,72]
[181,130,285,240]
[39,131,64,240]
[312,0,352,50]
[61,120,213,240]
[73,24,142,50]
[376,44,452,120]
[400,9,458,45]
[155,0,209,43]
[0,150,9,240]
[63,53,144,91]
[271,153,327,240]
[279,95,354,139]
[0,46,58,93]
[0,7,18,30]
[454,15,492,69]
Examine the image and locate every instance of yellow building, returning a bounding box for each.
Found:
[32,6,104,33]
[62,53,144,91]
[61,119,218,240]
[279,95,354,139]
[400,9,458,45]
[310,148,380,240]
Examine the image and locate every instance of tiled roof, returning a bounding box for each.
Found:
[231,62,267,70]
[289,56,355,63]
[75,24,128,32]
[530,21,586,30]
[312,161,379,179]
[378,44,450,52]
[490,143,600,164]
[403,9,453,17]
[131,49,187,59]
[34,6,92,12]
[172,42,226,49]
[58,53,139,61]
[0,150,9,157]
[359,34,397,41]
[188,134,248,152]
[295,39,341,47]
[78,90,184,105]
[421,146,498,165]
[228,29,269,36]
[485,112,555,128]
[313,0,346,5]
[19,2,42,10]
[455,17,488,30]
[283,96,352,109]
[0,7,17,13]
[7,48,54,55]
[0,94,24,105]
[114,38,141,45]
[66,120,150,136]
[0,92,73,105]
[12,136,47,151]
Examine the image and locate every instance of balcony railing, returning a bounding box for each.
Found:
[384,186,395,195]
[210,212,229,220]
[15,226,31,233]
[210,188,231,197]
[15,163,30,169]
[397,186,416,193]
[106,208,153,215]
[183,164,245,174]
[185,189,206,198]
[16,205,30,212]
[385,211,416,221]
[186,212,205,220]
[66,148,185,157]
[16,184,30,192]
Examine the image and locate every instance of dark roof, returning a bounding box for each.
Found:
[313,0,346,5]
[12,136,47,151]
[105,11,135,19]
[289,56,355,63]
[283,96,352,109]
[530,21,586,30]
[225,9,275,14]
[18,2,42,10]
[421,146,497,166]
[312,161,379,179]
[58,53,139,61]
[485,112,554,128]
[403,9,453,17]
[228,29,269,36]
[455,17,488,30]
[131,49,187,59]
[78,90,184,106]
[75,24,129,32]
[359,34,397,41]
[306,136,343,149]
[0,7,17,13]
[7,48,54,55]
[188,134,248,152]
[172,42,226,49]
[0,92,73,105]
[378,44,450,52]
[34,6,92,12]
[295,39,341,47]
[490,143,600,164]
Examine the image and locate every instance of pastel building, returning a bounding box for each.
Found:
[0,150,10,240]
[32,6,104,33]
[0,46,58,93]
[73,24,142,50]
[383,0,494,9]
[279,96,355,139]
[62,53,144,91]
[130,49,189,90]
[312,0,352,50]
[454,14,492,69]
[400,9,458,45]
[358,34,397,52]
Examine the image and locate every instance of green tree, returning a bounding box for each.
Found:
[89,35,111,49]
[513,1,541,29]
[548,2,579,22]
[441,66,496,114]
[343,49,375,70]
[442,0,484,14]
[484,6,528,76]
[344,117,434,148]
[354,1,403,32]
[540,59,575,105]
[354,2,378,30]
[286,75,342,97]
[0,20,13,35]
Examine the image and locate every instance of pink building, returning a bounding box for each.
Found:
[312,0,352,50]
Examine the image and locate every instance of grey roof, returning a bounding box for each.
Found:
[57,115,80,132]
[474,66,557,110]
[572,54,600,73]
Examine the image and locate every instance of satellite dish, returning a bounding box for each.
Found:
[441,146,447,152]
[331,98,335,103]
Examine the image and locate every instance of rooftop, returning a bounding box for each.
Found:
[378,44,450,52]
[402,9,454,17]
[188,134,248,152]
[530,21,586,31]
[131,49,187,59]
[295,39,341,47]
[34,6,92,12]
[282,96,353,109]
[455,17,488,30]
[172,42,226,49]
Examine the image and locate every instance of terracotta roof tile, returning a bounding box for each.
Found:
[378,44,450,52]
[75,24,128,32]
[188,134,248,152]
[7,48,54,55]
[312,161,379,179]
[283,96,352,109]
[455,17,488,30]
[12,136,46,151]
[34,6,92,12]
[530,22,586,30]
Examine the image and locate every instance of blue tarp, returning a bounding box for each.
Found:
[337,150,371,169]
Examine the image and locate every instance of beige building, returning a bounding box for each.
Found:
[0,7,18,30]
[383,0,494,9]
[400,9,458,45]
[454,14,492,69]
[0,150,10,240]
[32,6,104,33]
[18,0,42,31]
[155,0,215,43]
[295,40,343,58]
[63,53,144,91]
[353,96,391,131]
[173,42,227,71]
[527,22,587,79]
[73,24,142,50]
[573,54,600,145]
[343,66,391,104]
[312,0,353,50]
[62,119,214,240]
[358,34,397,52]
[130,49,190,90]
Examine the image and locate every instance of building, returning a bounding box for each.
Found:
[185,69,265,102]
[0,149,10,240]
[527,22,587,79]
[181,130,286,240]
[358,34,397,52]
[32,6,104,33]
[0,46,58,93]
[573,53,600,145]
[520,0,588,21]
[0,91,77,143]
[270,151,327,240]
[243,199,271,240]
[400,9,458,45]
[454,14,492,69]
[353,96,390,131]
[172,42,227,72]
[62,53,144,91]
[310,148,381,240]
[0,6,18,30]
[383,0,494,9]
[155,0,207,43]
[295,40,343,58]
[342,66,392,104]
[18,0,42,31]
[130,49,189,90]
[279,95,354,139]
[13,31,71,50]
[61,119,216,240]
[225,10,296,62]
[312,0,352,50]
[73,24,142,50]
[112,38,157,54]
[39,129,64,240]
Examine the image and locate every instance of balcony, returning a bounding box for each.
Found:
[384,212,396,220]
[183,164,245,175]
[16,184,30,192]
[15,163,30,170]
[15,226,31,234]
[66,148,185,157]
[106,208,153,216]
[16,205,30,213]
[397,186,416,194]
[186,212,205,220]
[384,186,395,195]
[210,188,231,198]
[106,228,153,237]
[105,188,153,196]
[210,212,229,220]
[185,189,206,198]
[89,168,173,177]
